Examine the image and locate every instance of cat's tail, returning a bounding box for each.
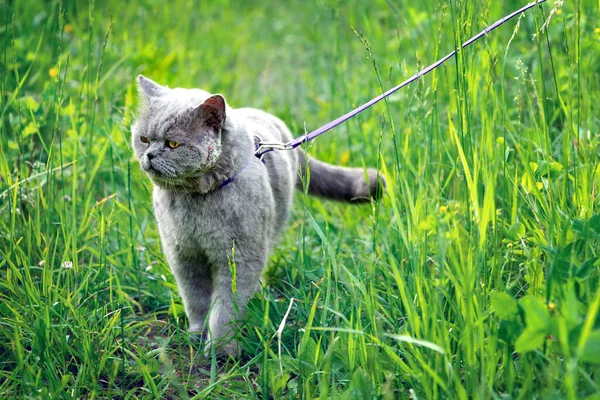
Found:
[296,151,386,202]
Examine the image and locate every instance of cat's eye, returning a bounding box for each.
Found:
[167,140,180,149]
[140,136,150,143]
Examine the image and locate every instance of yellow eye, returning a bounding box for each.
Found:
[167,140,180,149]
[140,136,150,143]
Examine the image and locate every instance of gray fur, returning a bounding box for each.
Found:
[131,75,385,356]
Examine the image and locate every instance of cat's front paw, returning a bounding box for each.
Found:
[203,338,240,359]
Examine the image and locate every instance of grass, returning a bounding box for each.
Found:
[1,0,599,398]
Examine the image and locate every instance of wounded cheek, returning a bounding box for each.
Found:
[206,144,221,165]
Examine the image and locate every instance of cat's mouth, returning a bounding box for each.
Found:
[143,160,174,177]
[139,158,209,190]
[143,163,165,177]
[142,163,177,182]
[145,164,162,175]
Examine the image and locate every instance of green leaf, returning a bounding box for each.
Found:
[491,291,518,321]
[20,96,40,112]
[564,286,581,328]
[515,328,546,353]
[529,162,539,173]
[570,219,585,235]
[347,367,374,400]
[299,337,322,370]
[521,172,537,193]
[571,216,600,239]
[548,162,564,178]
[418,214,438,231]
[519,296,549,330]
[532,160,564,179]
[535,160,548,178]
[498,320,522,343]
[562,240,586,258]
[587,215,600,238]
[553,241,589,282]
[507,221,526,240]
[504,147,514,163]
[580,330,600,365]
[387,334,445,354]
[553,257,573,282]
[22,122,37,138]
[575,258,596,279]
[266,360,290,398]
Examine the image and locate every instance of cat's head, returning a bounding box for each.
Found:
[131,75,227,189]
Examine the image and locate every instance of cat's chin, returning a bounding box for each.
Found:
[144,166,217,193]
[143,168,180,188]
[148,173,204,192]
[149,175,186,190]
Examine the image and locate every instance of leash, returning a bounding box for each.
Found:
[255,0,547,160]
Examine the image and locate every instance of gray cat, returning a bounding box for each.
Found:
[131,75,385,356]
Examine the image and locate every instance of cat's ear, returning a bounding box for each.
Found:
[196,94,226,132]
[137,75,167,99]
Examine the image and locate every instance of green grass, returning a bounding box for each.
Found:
[1,0,599,398]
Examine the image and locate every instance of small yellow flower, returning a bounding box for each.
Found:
[439,205,448,215]
[64,24,73,33]
[49,68,58,78]
[556,9,562,15]
[548,302,556,312]
[339,151,350,165]
[536,182,544,190]
[595,27,600,35]
[507,242,513,249]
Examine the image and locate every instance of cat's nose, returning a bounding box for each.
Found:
[147,152,156,161]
